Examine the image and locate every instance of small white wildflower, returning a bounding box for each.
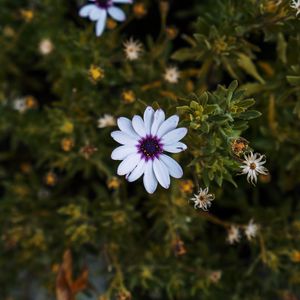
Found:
[244,219,259,241]
[291,0,300,16]
[97,114,116,128]
[190,187,215,211]
[240,152,268,185]
[39,38,54,55]
[164,66,180,84]
[12,98,27,113]
[123,38,143,61]
[209,270,222,284]
[227,225,241,245]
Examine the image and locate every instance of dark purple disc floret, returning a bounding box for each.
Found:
[137,135,163,161]
[94,0,113,9]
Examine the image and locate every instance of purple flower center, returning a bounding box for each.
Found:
[95,0,112,9]
[137,135,163,161]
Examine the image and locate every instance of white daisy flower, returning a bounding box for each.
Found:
[12,98,27,113]
[291,0,300,16]
[190,187,215,211]
[227,225,241,245]
[97,114,116,128]
[111,106,188,194]
[240,152,268,185]
[79,0,133,37]
[244,219,259,241]
[39,38,54,55]
[123,37,143,61]
[164,66,180,84]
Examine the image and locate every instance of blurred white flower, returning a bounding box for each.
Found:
[227,225,241,244]
[123,38,143,60]
[111,106,187,193]
[164,66,180,84]
[244,219,259,241]
[79,0,133,37]
[209,270,222,284]
[190,187,215,211]
[98,114,116,128]
[291,0,300,16]
[39,38,54,55]
[12,98,27,113]
[240,152,268,185]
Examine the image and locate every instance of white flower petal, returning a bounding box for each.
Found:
[153,158,170,189]
[79,4,96,17]
[117,117,139,139]
[117,153,140,176]
[161,128,187,145]
[108,6,126,21]
[132,115,146,137]
[163,142,187,153]
[143,106,154,134]
[113,0,133,3]
[126,159,145,182]
[143,161,158,194]
[111,131,137,146]
[156,115,179,138]
[151,109,165,135]
[111,145,136,160]
[159,154,183,179]
[90,6,104,21]
[95,11,107,36]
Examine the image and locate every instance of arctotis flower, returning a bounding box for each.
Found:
[244,219,259,241]
[291,0,300,16]
[123,37,143,61]
[240,152,269,185]
[190,187,215,211]
[111,107,188,194]
[79,0,133,37]
[227,226,241,245]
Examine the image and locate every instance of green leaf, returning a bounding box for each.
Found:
[176,106,190,114]
[171,48,197,61]
[286,76,300,86]
[237,110,262,120]
[190,100,200,110]
[200,121,210,133]
[237,53,265,84]
[277,33,287,64]
[236,98,255,108]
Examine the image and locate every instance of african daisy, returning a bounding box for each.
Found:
[164,66,180,84]
[123,37,143,61]
[111,107,188,194]
[240,152,269,185]
[227,226,241,245]
[79,0,133,37]
[244,219,259,241]
[190,187,215,211]
[291,0,300,16]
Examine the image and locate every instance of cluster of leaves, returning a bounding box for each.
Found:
[177,80,259,187]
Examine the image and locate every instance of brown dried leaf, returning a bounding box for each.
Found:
[71,266,89,294]
[56,266,73,300]
[62,249,73,287]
